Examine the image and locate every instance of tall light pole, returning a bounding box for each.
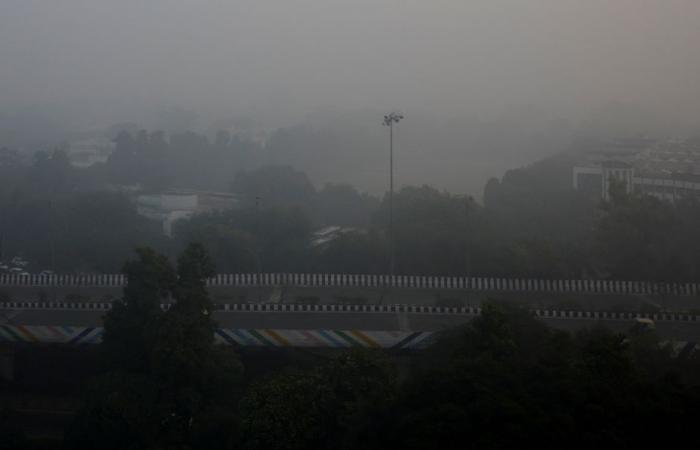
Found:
[255,195,262,302]
[383,112,403,277]
[49,199,57,302]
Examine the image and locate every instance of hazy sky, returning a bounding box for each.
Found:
[1,0,699,130]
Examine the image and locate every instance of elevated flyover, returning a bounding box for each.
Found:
[2,273,699,356]
[2,273,699,312]
[2,302,700,347]
[3,272,698,295]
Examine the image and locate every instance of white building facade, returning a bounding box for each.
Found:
[573,139,700,202]
[136,190,241,236]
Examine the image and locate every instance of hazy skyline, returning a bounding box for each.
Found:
[1,0,698,131]
[1,1,700,197]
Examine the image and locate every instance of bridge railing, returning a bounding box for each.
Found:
[1,301,699,323]
[0,273,126,287]
[1,273,699,296]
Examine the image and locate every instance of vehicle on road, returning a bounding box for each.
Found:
[629,317,656,335]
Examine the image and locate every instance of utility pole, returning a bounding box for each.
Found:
[49,199,57,302]
[255,196,262,302]
[465,197,471,277]
[382,112,403,278]
[0,209,4,263]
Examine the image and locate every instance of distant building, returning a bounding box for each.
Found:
[573,138,700,201]
[136,190,242,236]
[66,137,115,168]
[0,147,21,167]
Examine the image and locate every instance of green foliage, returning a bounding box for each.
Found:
[0,409,29,450]
[7,124,700,285]
[0,189,166,273]
[315,183,379,227]
[372,185,478,275]
[231,165,316,210]
[487,238,574,278]
[313,230,388,274]
[239,350,397,450]
[108,129,262,190]
[69,244,243,450]
[174,206,312,273]
[8,143,700,282]
[174,221,258,273]
[235,303,700,450]
[101,247,175,373]
[594,188,680,280]
[240,370,330,450]
[66,372,159,450]
[482,154,597,277]
[174,242,216,310]
[374,303,700,450]
[366,181,591,278]
[71,273,700,449]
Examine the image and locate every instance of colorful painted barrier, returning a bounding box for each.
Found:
[0,325,433,349]
[672,341,700,358]
[0,324,695,355]
[1,272,699,296]
[0,325,103,345]
[213,329,433,349]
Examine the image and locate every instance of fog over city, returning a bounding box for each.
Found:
[5,2,700,447]
[2,0,699,194]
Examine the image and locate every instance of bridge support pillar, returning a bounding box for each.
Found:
[0,344,15,382]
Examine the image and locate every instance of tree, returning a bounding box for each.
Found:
[174,218,259,273]
[231,165,316,210]
[372,185,480,275]
[240,350,397,450]
[68,243,243,450]
[375,302,700,450]
[174,206,312,273]
[101,247,175,373]
[32,192,166,272]
[313,230,388,274]
[107,130,137,182]
[593,185,678,280]
[69,246,175,450]
[0,409,29,450]
[314,183,379,227]
[482,153,597,278]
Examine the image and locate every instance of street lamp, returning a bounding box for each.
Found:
[382,112,403,277]
[255,196,262,302]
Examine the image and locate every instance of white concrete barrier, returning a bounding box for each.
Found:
[3,273,700,296]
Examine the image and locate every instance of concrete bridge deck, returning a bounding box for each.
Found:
[2,303,700,345]
[2,285,699,314]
